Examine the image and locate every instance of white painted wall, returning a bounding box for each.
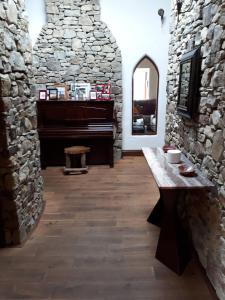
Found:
[25,0,171,150]
[100,0,171,150]
[25,0,46,46]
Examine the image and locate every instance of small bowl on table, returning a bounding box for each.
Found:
[178,164,196,177]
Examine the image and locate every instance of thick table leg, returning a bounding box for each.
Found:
[155,189,191,275]
[147,197,162,227]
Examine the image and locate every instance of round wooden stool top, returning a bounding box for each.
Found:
[64,146,90,155]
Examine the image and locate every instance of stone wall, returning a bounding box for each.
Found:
[165,0,225,298]
[33,0,123,158]
[0,0,43,246]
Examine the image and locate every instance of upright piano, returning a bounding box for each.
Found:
[37,100,115,168]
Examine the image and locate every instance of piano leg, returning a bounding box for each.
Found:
[109,140,114,168]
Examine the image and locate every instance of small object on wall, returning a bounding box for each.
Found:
[39,90,47,100]
[158,8,164,22]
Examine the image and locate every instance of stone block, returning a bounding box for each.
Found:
[9,51,25,72]
[6,0,18,25]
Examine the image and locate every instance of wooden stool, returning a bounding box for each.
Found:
[64,146,90,174]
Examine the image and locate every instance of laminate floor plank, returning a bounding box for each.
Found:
[0,157,216,300]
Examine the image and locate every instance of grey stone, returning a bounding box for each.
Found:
[81,5,93,11]
[4,32,16,50]
[211,71,224,87]
[102,45,114,53]
[64,29,76,39]
[207,95,218,108]
[211,110,221,126]
[92,45,101,51]
[64,10,78,17]
[0,74,11,97]
[211,25,223,53]
[79,16,92,26]
[53,29,63,38]
[203,4,213,27]
[46,5,59,15]
[9,51,25,71]
[212,130,224,161]
[17,35,32,53]
[54,51,66,60]
[65,65,81,76]
[72,38,82,50]
[218,13,225,25]
[6,0,18,25]
[0,3,6,20]
[19,166,30,183]
[46,59,61,71]
[201,27,208,42]
[206,139,212,154]
[94,31,105,38]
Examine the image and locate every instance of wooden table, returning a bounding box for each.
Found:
[142,147,215,275]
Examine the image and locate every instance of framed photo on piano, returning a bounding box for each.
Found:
[47,88,58,100]
[47,83,68,100]
[39,90,47,100]
[74,83,91,100]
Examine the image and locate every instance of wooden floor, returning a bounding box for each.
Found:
[0,157,216,300]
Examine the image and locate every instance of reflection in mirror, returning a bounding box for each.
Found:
[132,56,159,135]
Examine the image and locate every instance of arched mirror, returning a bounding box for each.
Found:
[132,56,159,135]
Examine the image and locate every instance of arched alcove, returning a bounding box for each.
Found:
[132,55,159,135]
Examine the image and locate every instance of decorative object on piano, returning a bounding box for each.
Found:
[70,83,76,100]
[53,83,68,100]
[47,88,58,100]
[46,83,68,100]
[90,88,97,100]
[95,82,111,100]
[74,83,91,100]
[96,91,103,100]
[104,82,111,94]
[101,93,111,100]
[39,90,47,100]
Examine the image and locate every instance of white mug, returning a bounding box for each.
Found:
[167,149,181,164]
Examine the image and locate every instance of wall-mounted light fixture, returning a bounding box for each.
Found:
[158,8,164,22]
[176,0,194,15]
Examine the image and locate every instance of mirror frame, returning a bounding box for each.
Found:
[132,55,159,135]
[177,47,201,119]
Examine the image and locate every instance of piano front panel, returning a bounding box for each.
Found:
[37,100,115,168]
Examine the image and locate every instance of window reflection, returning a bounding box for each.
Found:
[132,56,159,135]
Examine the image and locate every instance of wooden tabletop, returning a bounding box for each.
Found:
[142,147,215,190]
